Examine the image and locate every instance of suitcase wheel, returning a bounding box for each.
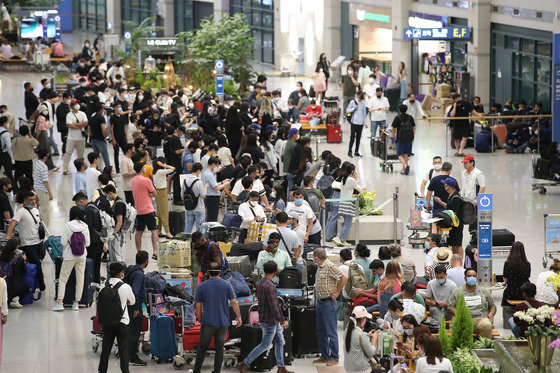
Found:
[141,341,151,355]
[172,356,186,370]
[91,338,99,353]
[539,187,547,194]
[224,358,236,369]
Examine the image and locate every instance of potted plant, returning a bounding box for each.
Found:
[513,305,558,367]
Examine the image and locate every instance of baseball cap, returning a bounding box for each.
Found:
[462,154,474,163]
[225,95,234,101]
[70,99,79,106]
[441,178,458,189]
[288,128,299,138]
[351,305,372,319]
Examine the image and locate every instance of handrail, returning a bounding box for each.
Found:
[414,114,552,121]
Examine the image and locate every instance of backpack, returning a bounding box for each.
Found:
[0,128,7,154]
[450,194,476,225]
[344,261,370,299]
[144,271,167,293]
[69,231,86,256]
[93,188,111,212]
[88,203,115,243]
[304,189,321,220]
[345,100,357,123]
[278,267,303,289]
[115,199,137,234]
[436,210,460,229]
[317,171,335,199]
[97,280,125,326]
[182,178,200,211]
[398,114,415,142]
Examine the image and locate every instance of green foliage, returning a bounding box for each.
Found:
[450,293,474,351]
[473,337,494,349]
[177,13,256,94]
[359,191,382,216]
[439,312,451,355]
[136,70,145,85]
[449,347,481,373]
[156,76,163,91]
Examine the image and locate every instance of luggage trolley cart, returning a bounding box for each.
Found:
[531,153,559,194]
[543,214,560,268]
[371,130,399,173]
[407,193,431,248]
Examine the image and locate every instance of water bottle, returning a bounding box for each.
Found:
[383,336,391,356]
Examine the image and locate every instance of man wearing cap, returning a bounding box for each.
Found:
[427,162,455,218]
[131,162,159,260]
[427,246,453,280]
[55,92,71,158]
[224,95,234,109]
[450,93,482,156]
[424,265,456,322]
[64,99,89,175]
[441,178,464,257]
[283,128,299,197]
[74,77,88,103]
[461,154,486,241]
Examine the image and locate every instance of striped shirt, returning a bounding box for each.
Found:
[33,159,49,192]
[315,259,344,299]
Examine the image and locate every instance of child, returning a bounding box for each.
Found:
[73,158,87,197]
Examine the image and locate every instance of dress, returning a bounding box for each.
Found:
[501,261,531,306]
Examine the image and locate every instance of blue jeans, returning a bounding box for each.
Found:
[508,317,521,338]
[400,81,408,99]
[325,190,340,241]
[338,214,353,242]
[244,323,285,367]
[185,210,205,233]
[91,139,111,168]
[309,118,320,126]
[316,298,339,361]
[365,303,380,313]
[286,173,295,199]
[371,120,386,138]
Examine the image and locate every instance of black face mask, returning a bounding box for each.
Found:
[376,95,382,99]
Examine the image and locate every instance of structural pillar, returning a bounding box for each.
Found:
[468,0,492,109]
[391,0,412,80]
[106,0,122,36]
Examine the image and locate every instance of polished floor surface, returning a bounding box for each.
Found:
[0,69,558,372]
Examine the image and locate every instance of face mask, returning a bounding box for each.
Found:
[466,277,477,286]
[107,196,113,202]
[80,82,87,88]
[347,70,353,75]
[294,199,303,206]
[409,100,415,104]
[122,85,127,90]
[437,278,446,285]
[117,107,123,114]
[42,110,48,116]
[45,83,51,89]
[6,187,12,193]
[434,164,442,170]
[73,104,80,110]
[151,104,157,110]
[79,63,85,67]
[287,224,294,229]
[85,43,90,47]
[424,241,430,249]
[153,115,159,120]
[369,78,374,84]
[311,105,316,109]
[403,328,413,336]
[66,99,72,105]
[249,201,256,207]
[188,103,194,109]
[138,95,143,101]
[26,205,34,209]
[79,205,85,211]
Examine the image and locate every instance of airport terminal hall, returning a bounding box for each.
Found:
[0,0,560,372]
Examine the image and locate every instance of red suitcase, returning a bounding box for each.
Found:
[182,321,229,350]
[326,112,342,143]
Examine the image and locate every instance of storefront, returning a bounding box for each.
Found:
[137,37,183,69]
[347,3,392,72]
[490,23,552,110]
[407,13,470,97]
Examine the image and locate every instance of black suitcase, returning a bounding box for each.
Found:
[304,260,317,286]
[534,158,551,179]
[492,229,515,247]
[54,257,95,307]
[240,324,277,371]
[230,242,263,261]
[169,210,186,236]
[278,267,302,289]
[291,306,319,357]
[371,138,385,158]
[229,301,258,339]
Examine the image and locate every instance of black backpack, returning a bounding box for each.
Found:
[278,267,303,289]
[97,280,124,326]
[398,114,415,142]
[182,178,200,211]
[94,188,111,212]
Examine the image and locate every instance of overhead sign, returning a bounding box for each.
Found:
[553,34,560,142]
[403,27,471,40]
[356,10,390,23]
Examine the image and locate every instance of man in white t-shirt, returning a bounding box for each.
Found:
[366,87,390,138]
[63,99,88,175]
[285,189,322,245]
[419,156,443,198]
[231,165,270,209]
[238,191,266,243]
[460,154,486,204]
[86,152,102,200]
[264,211,302,266]
[120,143,135,205]
[362,74,380,100]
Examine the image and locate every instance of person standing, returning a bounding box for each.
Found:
[168,126,186,205]
[264,212,302,267]
[52,206,91,312]
[346,92,367,158]
[64,99,88,175]
[183,163,206,233]
[461,154,486,240]
[282,128,299,197]
[367,87,390,138]
[402,93,426,119]
[0,178,12,231]
[33,149,55,228]
[85,152,101,200]
[313,247,348,366]
[56,93,71,159]
[97,262,136,373]
[24,82,39,120]
[397,62,408,99]
[256,234,292,283]
[419,156,443,198]
[426,162,454,218]
[89,104,110,169]
[316,53,330,93]
[120,144,135,206]
[341,65,359,116]
[331,164,361,248]
[131,162,158,260]
[110,102,128,174]
[202,157,229,222]
[450,93,482,156]
[0,117,13,185]
[39,78,60,156]
[237,260,293,373]
[12,125,38,184]
[72,192,103,284]
[124,251,148,367]
[153,158,175,238]
[193,261,242,373]
[103,185,126,263]
[391,104,416,175]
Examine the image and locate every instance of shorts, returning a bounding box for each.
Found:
[447,223,464,247]
[396,141,412,155]
[452,123,470,140]
[136,212,157,231]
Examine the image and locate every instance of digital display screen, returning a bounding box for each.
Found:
[20,18,43,39]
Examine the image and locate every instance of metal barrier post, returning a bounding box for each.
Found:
[393,187,399,244]
[445,123,449,157]
[490,116,494,154]
[355,197,360,245]
[322,206,326,246]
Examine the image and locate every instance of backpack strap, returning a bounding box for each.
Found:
[276,228,295,263]
[182,178,200,197]
[524,301,533,309]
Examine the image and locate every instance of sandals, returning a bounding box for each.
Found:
[152,254,158,261]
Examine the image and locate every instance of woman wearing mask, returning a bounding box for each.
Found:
[316,53,331,93]
[298,147,314,174]
[396,314,429,361]
[312,67,327,101]
[343,306,380,373]
[132,91,145,113]
[331,163,362,247]
[261,130,277,186]
[52,206,91,312]
[0,239,30,309]
[297,89,310,113]
[225,105,244,160]
[377,261,404,317]
[240,133,265,165]
[153,157,175,239]
[81,40,93,60]
[398,61,408,99]
[415,334,454,373]
[35,104,55,169]
[271,185,287,218]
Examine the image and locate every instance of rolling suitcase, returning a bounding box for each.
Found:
[240,324,277,371]
[492,229,515,247]
[327,123,342,143]
[150,313,178,361]
[230,242,263,260]
[227,255,253,277]
[229,301,258,339]
[169,210,185,236]
[200,222,229,242]
[371,138,385,158]
[20,263,40,305]
[534,158,551,180]
[55,257,95,307]
[291,306,319,357]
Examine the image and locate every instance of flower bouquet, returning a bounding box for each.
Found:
[513,305,559,367]
[358,191,382,216]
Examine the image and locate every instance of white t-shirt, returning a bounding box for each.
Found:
[363,82,380,100]
[232,178,265,197]
[13,206,41,246]
[536,270,559,304]
[105,278,136,325]
[461,167,486,202]
[366,96,390,122]
[339,260,351,299]
[415,357,454,373]
[66,110,88,141]
[86,167,101,200]
[238,201,266,229]
[423,168,442,182]
[121,156,134,192]
[403,298,426,324]
[285,201,321,236]
[217,147,232,166]
[425,247,437,268]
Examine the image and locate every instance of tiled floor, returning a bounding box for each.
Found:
[0,69,558,372]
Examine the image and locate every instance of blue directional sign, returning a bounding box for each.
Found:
[216,75,224,96]
[478,194,492,211]
[403,27,471,40]
[215,59,224,71]
[477,193,493,260]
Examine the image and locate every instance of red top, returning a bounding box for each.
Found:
[306,105,322,118]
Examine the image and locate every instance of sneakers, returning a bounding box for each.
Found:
[347,151,353,158]
[354,152,363,157]
[326,360,339,366]
[63,168,69,175]
[313,357,327,364]
[331,237,342,247]
[52,303,64,312]
[129,357,147,366]
[34,288,41,299]
[9,301,23,309]
[341,241,352,247]
[72,303,79,311]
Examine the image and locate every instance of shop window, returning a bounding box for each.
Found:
[262,0,273,9]
[262,12,273,28]
[512,79,520,101]
[520,80,534,104]
[505,36,519,50]
[537,58,551,85]
[512,53,519,77]
[520,39,534,54]
[536,84,551,110]
[263,31,273,64]
[252,10,261,26]
[520,55,534,81]
[493,33,504,48]
[536,41,551,56]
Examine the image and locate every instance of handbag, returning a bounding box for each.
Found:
[25,207,46,240]
[249,304,259,325]
[359,333,382,372]
[331,180,342,191]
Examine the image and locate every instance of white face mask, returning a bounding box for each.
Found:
[73,104,80,110]
[434,163,442,170]
[117,107,123,113]
[122,85,127,90]
[79,62,85,67]
[80,82,87,88]
[66,99,72,105]
[369,78,374,84]
[347,70,353,75]
[45,83,51,89]
[42,110,48,116]
[249,201,256,207]
[138,95,144,102]
[188,103,194,109]
[151,104,157,110]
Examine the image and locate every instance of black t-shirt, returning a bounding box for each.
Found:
[86,95,100,119]
[428,175,455,211]
[39,87,57,100]
[391,114,416,142]
[110,114,127,140]
[0,192,13,229]
[112,197,127,227]
[168,135,183,167]
[25,91,39,119]
[447,191,463,216]
[453,101,473,127]
[84,203,102,244]
[89,113,106,141]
